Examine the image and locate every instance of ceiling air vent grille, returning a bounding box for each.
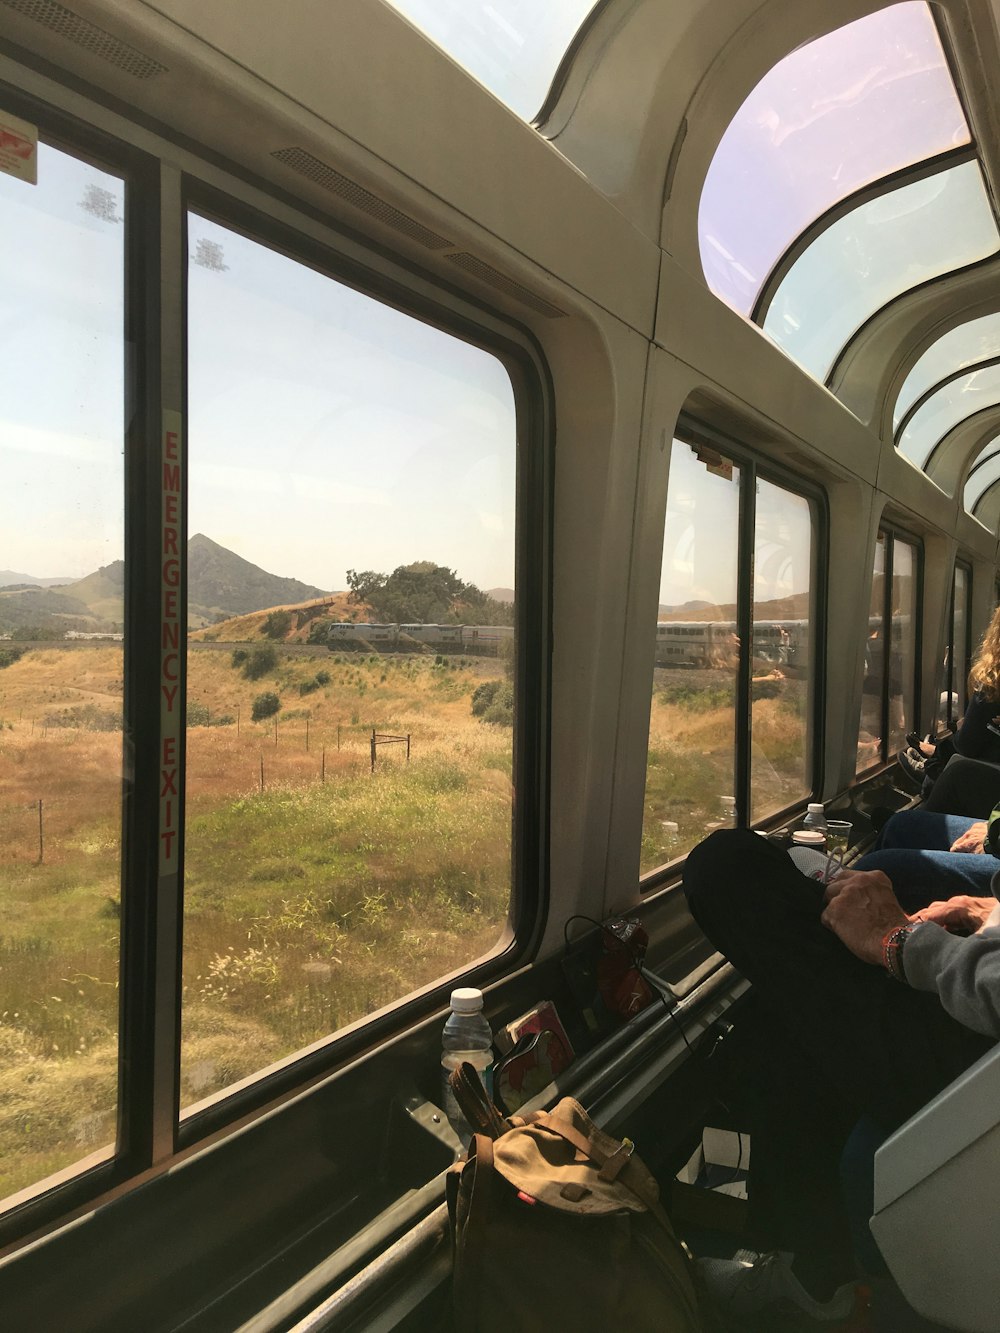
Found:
[445,253,566,319]
[1,0,167,78]
[271,147,453,251]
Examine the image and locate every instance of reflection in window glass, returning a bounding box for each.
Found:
[764,163,999,383]
[858,535,886,771]
[642,443,739,871]
[750,483,813,822]
[966,448,1000,514]
[699,2,968,314]
[382,0,598,120]
[0,145,124,1201]
[894,314,1000,429]
[890,539,918,756]
[183,216,517,1109]
[949,566,970,727]
[897,363,1000,468]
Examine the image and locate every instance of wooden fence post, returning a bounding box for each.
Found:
[260,754,264,791]
[321,748,326,783]
[37,799,43,864]
[370,728,376,773]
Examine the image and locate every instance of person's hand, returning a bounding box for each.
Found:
[910,896,997,934]
[949,821,988,854]
[821,870,908,965]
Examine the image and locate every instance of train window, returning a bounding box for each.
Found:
[898,361,1000,468]
[750,482,814,823]
[699,2,969,316]
[642,440,817,874]
[857,531,920,770]
[182,214,517,1110]
[381,0,599,121]
[762,162,998,384]
[0,143,125,1201]
[894,314,1000,429]
[966,445,1000,516]
[642,441,740,870]
[946,563,972,728]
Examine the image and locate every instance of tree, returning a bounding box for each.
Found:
[345,562,513,625]
[251,691,280,722]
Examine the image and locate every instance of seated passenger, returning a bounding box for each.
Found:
[851,806,1000,907]
[683,829,998,1324]
[899,603,1000,785]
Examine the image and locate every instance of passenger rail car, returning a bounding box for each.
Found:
[0,0,997,1328]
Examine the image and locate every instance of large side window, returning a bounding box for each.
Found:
[642,437,818,875]
[857,530,921,770]
[181,214,518,1110]
[947,562,971,727]
[0,142,125,1203]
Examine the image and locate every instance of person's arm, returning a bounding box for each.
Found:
[953,691,997,758]
[821,872,1000,1038]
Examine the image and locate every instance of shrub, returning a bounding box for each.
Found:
[263,610,291,640]
[482,682,514,726]
[471,679,502,717]
[315,670,330,686]
[299,678,319,696]
[243,646,278,681]
[0,647,22,669]
[231,648,249,669]
[188,701,211,726]
[251,691,281,722]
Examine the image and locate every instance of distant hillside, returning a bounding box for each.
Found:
[659,592,811,622]
[191,592,357,643]
[486,587,514,605]
[187,534,327,627]
[0,570,72,588]
[0,537,330,636]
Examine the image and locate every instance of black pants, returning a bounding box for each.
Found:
[682,829,994,1290]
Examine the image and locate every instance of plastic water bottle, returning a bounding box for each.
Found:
[803,803,827,832]
[441,987,494,1138]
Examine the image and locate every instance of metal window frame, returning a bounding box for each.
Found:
[962,440,1000,510]
[639,421,828,894]
[894,353,1000,446]
[947,560,973,727]
[0,59,554,1248]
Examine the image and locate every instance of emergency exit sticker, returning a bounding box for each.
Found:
[0,110,37,184]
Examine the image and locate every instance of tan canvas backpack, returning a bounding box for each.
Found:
[445,1065,706,1331]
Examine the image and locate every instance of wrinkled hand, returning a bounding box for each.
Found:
[821,870,908,965]
[950,821,988,854]
[910,895,996,934]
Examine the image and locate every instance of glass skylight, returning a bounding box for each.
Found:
[381,0,598,121]
[894,314,1000,429]
[699,2,969,315]
[897,362,1000,468]
[965,446,1000,513]
[763,162,999,384]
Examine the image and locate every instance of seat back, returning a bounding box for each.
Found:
[870,1042,1000,1332]
[922,754,1000,818]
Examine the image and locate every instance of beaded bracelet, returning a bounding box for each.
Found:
[882,924,913,983]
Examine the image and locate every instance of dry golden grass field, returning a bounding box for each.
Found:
[0,642,512,1201]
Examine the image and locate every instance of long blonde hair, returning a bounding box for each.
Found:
[968,602,1000,700]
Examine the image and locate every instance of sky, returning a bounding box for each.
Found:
[1,143,517,593]
[382,0,597,121]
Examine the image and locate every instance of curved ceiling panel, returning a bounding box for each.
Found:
[382,0,599,121]
[698,2,968,316]
[964,443,1000,512]
[898,362,1000,468]
[763,162,999,383]
[894,313,1000,428]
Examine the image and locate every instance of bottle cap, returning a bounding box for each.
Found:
[807,803,825,814]
[792,829,826,846]
[450,987,484,1014]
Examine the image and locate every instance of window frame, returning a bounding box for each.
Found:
[0,73,553,1245]
[640,420,828,895]
[855,522,924,776]
[946,560,973,728]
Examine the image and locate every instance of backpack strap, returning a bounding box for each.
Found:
[530,1111,679,1234]
[452,1134,495,1322]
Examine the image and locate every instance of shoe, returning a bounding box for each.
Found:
[697,1250,856,1324]
[897,747,926,783]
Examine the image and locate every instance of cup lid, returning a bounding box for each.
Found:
[792,829,826,846]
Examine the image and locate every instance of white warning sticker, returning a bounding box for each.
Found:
[0,110,37,185]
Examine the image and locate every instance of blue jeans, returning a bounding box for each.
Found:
[853,809,999,910]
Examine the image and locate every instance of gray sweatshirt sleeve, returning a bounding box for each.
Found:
[904,921,1000,1038]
